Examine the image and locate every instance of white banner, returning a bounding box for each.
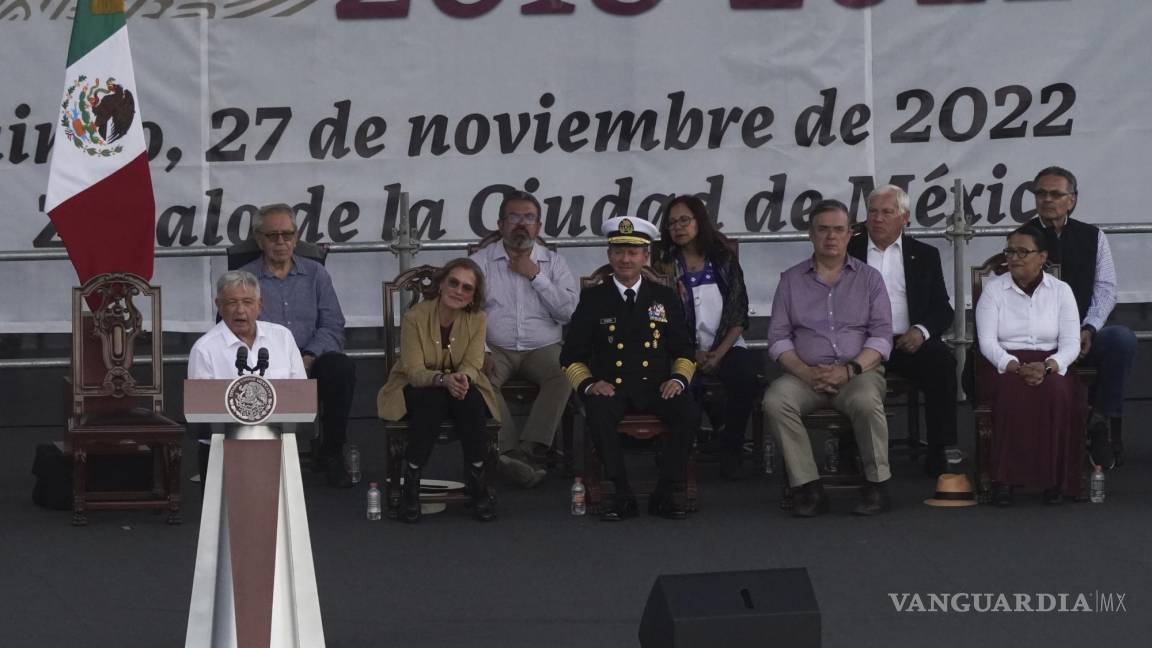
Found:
[1,0,1149,332]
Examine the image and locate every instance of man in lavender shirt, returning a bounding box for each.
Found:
[762,199,894,517]
[470,191,577,487]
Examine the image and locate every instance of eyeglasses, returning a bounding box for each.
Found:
[1032,190,1073,201]
[260,230,297,242]
[667,216,695,229]
[446,277,476,293]
[503,213,539,225]
[1003,248,1040,259]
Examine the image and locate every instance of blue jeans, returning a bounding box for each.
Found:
[1082,325,1138,417]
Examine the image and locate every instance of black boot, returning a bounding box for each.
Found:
[401,464,422,524]
[466,464,497,522]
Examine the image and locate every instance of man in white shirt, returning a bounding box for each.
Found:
[848,185,957,476]
[189,270,307,479]
[470,191,578,486]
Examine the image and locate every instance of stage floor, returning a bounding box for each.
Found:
[2,404,1150,648]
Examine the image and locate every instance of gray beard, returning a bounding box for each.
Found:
[503,233,533,252]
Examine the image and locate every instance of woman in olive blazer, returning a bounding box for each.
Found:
[377,258,501,523]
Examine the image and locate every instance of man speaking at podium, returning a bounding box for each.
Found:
[188,270,306,479]
[185,269,325,648]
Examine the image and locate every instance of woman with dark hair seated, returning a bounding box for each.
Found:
[377,258,501,523]
[652,195,759,479]
[975,224,1085,506]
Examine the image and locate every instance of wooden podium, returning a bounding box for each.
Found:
[183,378,326,648]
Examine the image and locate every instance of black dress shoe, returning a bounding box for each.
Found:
[992,482,1014,508]
[400,465,422,524]
[852,481,891,516]
[648,490,688,520]
[792,481,830,518]
[923,447,948,477]
[1043,487,1064,505]
[599,494,638,521]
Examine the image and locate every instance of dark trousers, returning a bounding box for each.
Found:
[312,352,356,457]
[584,384,699,488]
[402,385,488,467]
[885,336,957,447]
[1081,325,1138,418]
[697,346,761,453]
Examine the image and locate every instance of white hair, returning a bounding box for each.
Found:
[867,185,911,215]
[215,270,261,299]
[252,203,296,233]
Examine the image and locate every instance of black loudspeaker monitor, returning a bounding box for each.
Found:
[639,568,820,648]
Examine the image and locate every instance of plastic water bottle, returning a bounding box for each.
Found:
[346,445,362,485]
[1089,465,1106,504]
[366,482,382,520]
[762,437,775,475]
[571,477,586,516]
[824,437,840,473]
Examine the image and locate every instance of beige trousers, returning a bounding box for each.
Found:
[488,343,572,452]
[762,368,890,486]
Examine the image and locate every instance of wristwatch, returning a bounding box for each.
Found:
[847,361,863,377]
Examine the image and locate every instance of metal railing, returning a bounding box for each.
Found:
[3,187,1152,372]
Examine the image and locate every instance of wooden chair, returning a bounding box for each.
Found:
[467,238,576,473]
[777,410,858,509]
[67,273,183,526]
[883,373,924,458]
[380,265,501,516]
[573,264,698,514]
[968,254,1094,503]
[776,407,900,510]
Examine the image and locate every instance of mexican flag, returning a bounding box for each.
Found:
[45,0,154,284]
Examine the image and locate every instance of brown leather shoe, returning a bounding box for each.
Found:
[792,481,830,518]
[852,481,891,516]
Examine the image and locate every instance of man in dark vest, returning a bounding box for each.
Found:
[1028,167,1137,468]
[560,216,699,521]
[849,185,957,476]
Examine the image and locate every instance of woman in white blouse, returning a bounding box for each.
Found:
[976,224,1085,506]
[652,195,757,480]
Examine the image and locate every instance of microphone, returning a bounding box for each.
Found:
[255,347,269,377]
[235,346,249,376]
